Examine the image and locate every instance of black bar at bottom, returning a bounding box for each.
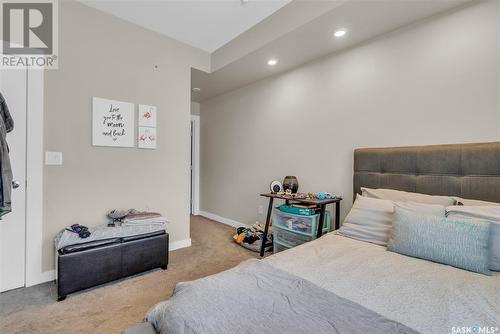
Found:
[260,197,274,257]
[316,204,326,238]
[335,201,341,230]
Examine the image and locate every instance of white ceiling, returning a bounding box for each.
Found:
[192,0,471,102]
[79,0,472,102]
[79,0,291,52]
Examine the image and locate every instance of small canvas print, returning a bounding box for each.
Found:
[138,126,157,149]
[92,97,135,147]
[138,104,157,128]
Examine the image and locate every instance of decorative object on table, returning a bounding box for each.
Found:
[304,192,339,200]
[278,192,309,199]
[270,180,283,194]
[316,192,336,200]
[65,224,91,239]
[138,126,157,149]
[138,104,157,149]
[92,97,135,148]
[283,176,299,193]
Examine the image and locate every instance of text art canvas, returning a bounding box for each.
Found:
[92,97,134,147]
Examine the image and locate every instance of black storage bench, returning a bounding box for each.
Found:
[56,230,168,301]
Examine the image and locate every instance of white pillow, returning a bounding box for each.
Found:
[337,195,446,246]
[361,187,456,206]
[446,206,500,271]
[394,201,446,217]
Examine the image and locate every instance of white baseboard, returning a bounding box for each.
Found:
[170,238,192,251]
[26,270,55,287]
[199,211,248,228]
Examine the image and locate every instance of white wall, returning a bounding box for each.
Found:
[200,1,500,225]
[42,1,209,272]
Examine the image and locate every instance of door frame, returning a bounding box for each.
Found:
[191,115,200,216]
[25,68,47,287]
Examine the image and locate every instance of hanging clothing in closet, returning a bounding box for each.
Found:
[0,92,13,219]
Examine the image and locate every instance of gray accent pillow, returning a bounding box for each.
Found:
[446,206,500,271]
[388,207,491,275]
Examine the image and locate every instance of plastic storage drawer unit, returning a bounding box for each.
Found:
[277,204,319,216]
[273,240,291,253]
[273,222,330,249]
[274,226,313,247]
[272,209,331,236]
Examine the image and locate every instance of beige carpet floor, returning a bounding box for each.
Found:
[0,216,259,334]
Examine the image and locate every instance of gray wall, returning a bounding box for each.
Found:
[43,1,209,271]
[191,102,201,116]
[200,1,500,225]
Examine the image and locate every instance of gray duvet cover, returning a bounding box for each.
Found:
[145,259,418,334]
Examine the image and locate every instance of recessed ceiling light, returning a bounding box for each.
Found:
[334,29,347,38]
[192,87,201,92]
[267,59,278,66]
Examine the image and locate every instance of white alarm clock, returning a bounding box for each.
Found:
[270,180,283,194]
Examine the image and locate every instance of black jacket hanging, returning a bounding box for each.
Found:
[0,92,14,218]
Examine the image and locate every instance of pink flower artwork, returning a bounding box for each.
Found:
[138,126,157,149]
[138,104,156,127]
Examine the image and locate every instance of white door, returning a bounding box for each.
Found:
[0,68,27,292]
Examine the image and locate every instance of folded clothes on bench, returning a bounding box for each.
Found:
[122,212,167,227]
[107,209,168,226]
[55,222,167,250]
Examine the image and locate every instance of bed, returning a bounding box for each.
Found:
[125,142,500,334]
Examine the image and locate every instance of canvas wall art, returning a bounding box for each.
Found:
[92,97,134,147]
[138,126,157,149]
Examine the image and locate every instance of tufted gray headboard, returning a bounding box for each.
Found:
[353,142,500,203]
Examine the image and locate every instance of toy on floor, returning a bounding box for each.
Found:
[233,222,273,252]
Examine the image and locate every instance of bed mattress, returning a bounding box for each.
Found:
[265,232,500,334]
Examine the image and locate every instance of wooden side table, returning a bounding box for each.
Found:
[259,193,342,257]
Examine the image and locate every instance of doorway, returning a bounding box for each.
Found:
[190,115,200,215]
[0,67,27,292]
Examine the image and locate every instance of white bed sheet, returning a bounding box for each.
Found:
[265,232,500,334]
